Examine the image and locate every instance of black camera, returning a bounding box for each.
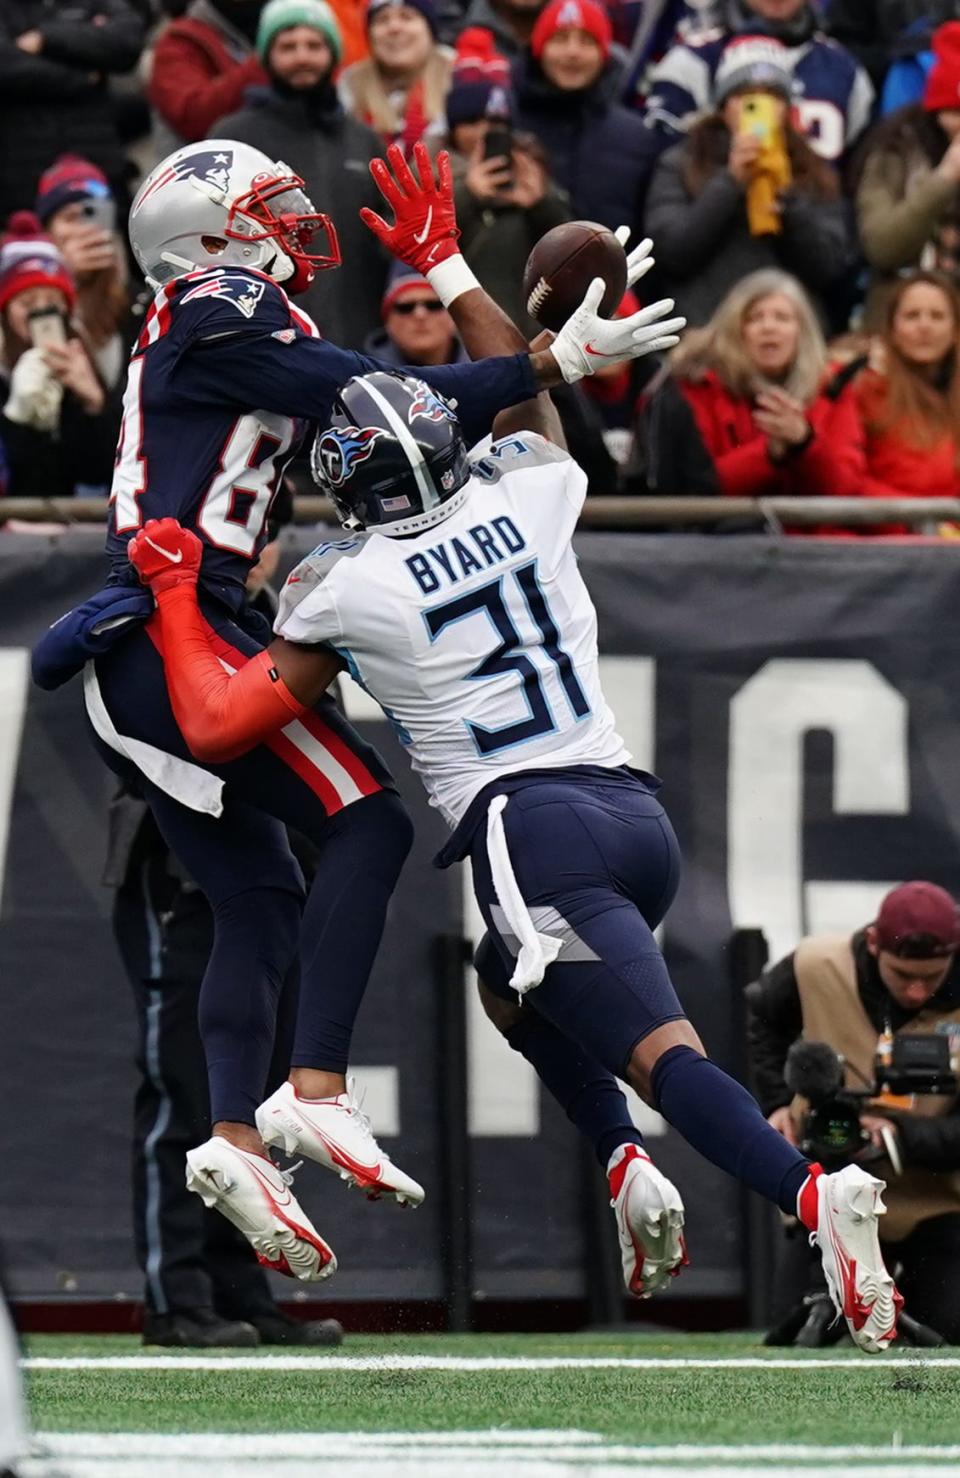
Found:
[877,1033,957,1097]
[785,1035,957,1169]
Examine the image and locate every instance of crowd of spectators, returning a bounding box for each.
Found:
[2,0,960,527]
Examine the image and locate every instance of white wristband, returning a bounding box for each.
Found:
[426,254,480,308]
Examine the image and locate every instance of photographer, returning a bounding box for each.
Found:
[747,881,960,1342]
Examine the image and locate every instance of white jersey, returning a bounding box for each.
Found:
[276,433,631,827]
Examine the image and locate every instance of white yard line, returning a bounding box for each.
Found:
[22,1353,960,1372]
[18,1434,960,1478]
[29,1435,960,1459]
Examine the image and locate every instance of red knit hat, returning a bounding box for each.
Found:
[924,20,960,113]
[531,0,612,62]
[0,211,75,315]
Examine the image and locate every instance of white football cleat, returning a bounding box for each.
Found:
[811,1164,902,1352]
[608,1143,688,1298]
[185,1137,336,1282]
[256,1078,425,1208]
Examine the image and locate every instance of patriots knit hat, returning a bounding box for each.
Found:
[446,27,515,128]
[924,21,960,113]
[256,0,343,64]
[35,155,111,227]
[713,35,794,106]
[381,260,437,317]
[0,211,75,315]
[531,0,612,63]
[366,0,438,38]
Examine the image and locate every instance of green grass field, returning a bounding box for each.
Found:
[18,1331,960,1476]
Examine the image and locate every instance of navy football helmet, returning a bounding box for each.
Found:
[310,372,471,537]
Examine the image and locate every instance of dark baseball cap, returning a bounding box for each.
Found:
[874,881,960,957]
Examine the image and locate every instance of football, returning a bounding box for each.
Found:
[522,220,628,333]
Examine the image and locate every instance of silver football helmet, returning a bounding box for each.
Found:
[129,138,340,293]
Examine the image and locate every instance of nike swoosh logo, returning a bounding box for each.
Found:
[144,534,183,564]
[414,207,433,245]
[245,1159,294,1208]
[303,1120,382,1178]
[584,342,621,359]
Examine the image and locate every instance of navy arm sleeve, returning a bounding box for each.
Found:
[169,291,537,445]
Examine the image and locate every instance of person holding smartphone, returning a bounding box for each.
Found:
[443,29,570,333]
[35,155,136,393]
[0,211,120,498]
[643,37,854,327]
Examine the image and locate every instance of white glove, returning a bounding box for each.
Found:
[549,277,686,386]
[614,225,657,291]
[4,347,62,431]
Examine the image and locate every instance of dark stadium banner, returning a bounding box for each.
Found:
[3,530,960,1308]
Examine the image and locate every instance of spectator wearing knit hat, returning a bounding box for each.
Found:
[442,28,570,333]
[363,260,468,364]
[644,36,853,326]
[338,0,454,152]
[0,0,145,223]
[148,0,270,153]
[512,0,660,237]
[642,0,873,168]
[0,212,120,498]
[216,0,387,348]
[35,156,135,392]
[459,0,547,62]
[856,21,960,325]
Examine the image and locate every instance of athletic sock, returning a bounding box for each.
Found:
[796,1163,824,1232]
[506,1012,644,1167]
[650,1045,811,1216]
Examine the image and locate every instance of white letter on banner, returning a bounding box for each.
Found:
[467,657,660,1136]
[728,659,909,964]
[0,651,29,908]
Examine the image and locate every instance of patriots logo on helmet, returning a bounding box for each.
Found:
[316,426,386,488]
[136,150,234,210]
[408,382,458,427]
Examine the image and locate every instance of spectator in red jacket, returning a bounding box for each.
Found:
[671,267,865,498]
[148,0,269,152]
[855,270,960,502]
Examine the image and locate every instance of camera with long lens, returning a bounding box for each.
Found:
[785,1035,958,1170]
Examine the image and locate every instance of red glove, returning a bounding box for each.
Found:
[128,518,203,596]
[360,141,461,275]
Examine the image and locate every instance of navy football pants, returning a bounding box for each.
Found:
[472,774,684,1075]
[472,773,815,1218]
[92,609,412,1125]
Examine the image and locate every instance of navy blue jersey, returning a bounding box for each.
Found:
[641,25,874,163]
[106,267,537,609]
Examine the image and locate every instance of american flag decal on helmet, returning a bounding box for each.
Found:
[136,150,234,210]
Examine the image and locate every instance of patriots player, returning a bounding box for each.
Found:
[127,358,902,1348]
[41,135,682,1280]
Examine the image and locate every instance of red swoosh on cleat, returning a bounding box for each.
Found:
[296,1119,388,1190]
[244,1159,295,1209]
[238,1158,335,1277]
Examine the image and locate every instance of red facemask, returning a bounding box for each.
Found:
[225,169,341,295]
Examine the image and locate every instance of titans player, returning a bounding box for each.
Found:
[38,137,682,1279]
[126,355,901,1344]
